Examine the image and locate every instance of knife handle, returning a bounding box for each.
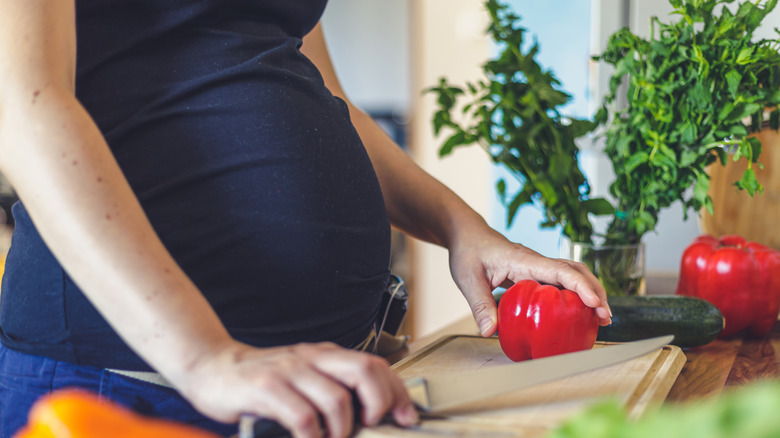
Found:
[238,390,363,438]
[238,415,290,438]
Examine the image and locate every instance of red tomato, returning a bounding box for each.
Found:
[497,280,599,362]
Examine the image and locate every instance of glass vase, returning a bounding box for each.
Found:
[561,241,646,297]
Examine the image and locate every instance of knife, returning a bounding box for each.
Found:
[238,335,673,437]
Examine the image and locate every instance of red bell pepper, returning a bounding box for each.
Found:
[497,280,599,362]
[676,234,780,338]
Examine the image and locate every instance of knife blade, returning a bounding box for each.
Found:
[406,334,673,414]
[238,335,673,437]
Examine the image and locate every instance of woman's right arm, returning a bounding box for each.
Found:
[0,2,415,437]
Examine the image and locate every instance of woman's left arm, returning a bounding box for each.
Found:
[302,23,611,336]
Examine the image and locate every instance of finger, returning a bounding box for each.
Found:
[457,272,498,337]
[566,260,605,299]
[346,357,393,425]
[569,264,612,324]
[353,359,417,427]
[315,352,412,426]
[386,371,419,427]
[254,381,323,438]
[510,258,611,324]
[289,369,354,438]
[351,354,418,427]
[561,260,612,324]
[549,260,601,307]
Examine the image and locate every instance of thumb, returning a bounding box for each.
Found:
[460,278,498,337]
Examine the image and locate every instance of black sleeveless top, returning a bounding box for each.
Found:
[0,0,391,371]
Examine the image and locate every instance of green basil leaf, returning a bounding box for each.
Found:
[726,69,742,98]
[771,108,780,130]
[582,198,615,216]
[680,121,698,143]
[736,46,754,64]
[736,168,762,196]
[624,151,649,173]
[693,171,711,208]
[496,179,507,200]
[715,147,728,166]
[438,131,471,157]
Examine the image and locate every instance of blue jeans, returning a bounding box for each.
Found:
[0,345,235,437]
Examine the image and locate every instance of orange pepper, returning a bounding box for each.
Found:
[0,254,5,288]
[15,389,220,438]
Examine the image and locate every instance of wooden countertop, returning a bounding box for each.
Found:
[665,323,780,402]
[389,276,780,405]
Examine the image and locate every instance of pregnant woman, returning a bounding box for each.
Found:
[0,1,611,437]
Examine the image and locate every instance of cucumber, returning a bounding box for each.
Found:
[598,295,724,348]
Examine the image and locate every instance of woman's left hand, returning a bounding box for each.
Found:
[448,225,612,337]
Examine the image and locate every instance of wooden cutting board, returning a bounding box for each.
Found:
[357,335,686,438]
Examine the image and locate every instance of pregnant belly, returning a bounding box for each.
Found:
[116,94,392,344]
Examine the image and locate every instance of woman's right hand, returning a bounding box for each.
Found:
[177,340,418,438]
[1,5,415,437]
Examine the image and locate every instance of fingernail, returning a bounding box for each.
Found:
[405,405,419,425]
[478,318,493,335]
